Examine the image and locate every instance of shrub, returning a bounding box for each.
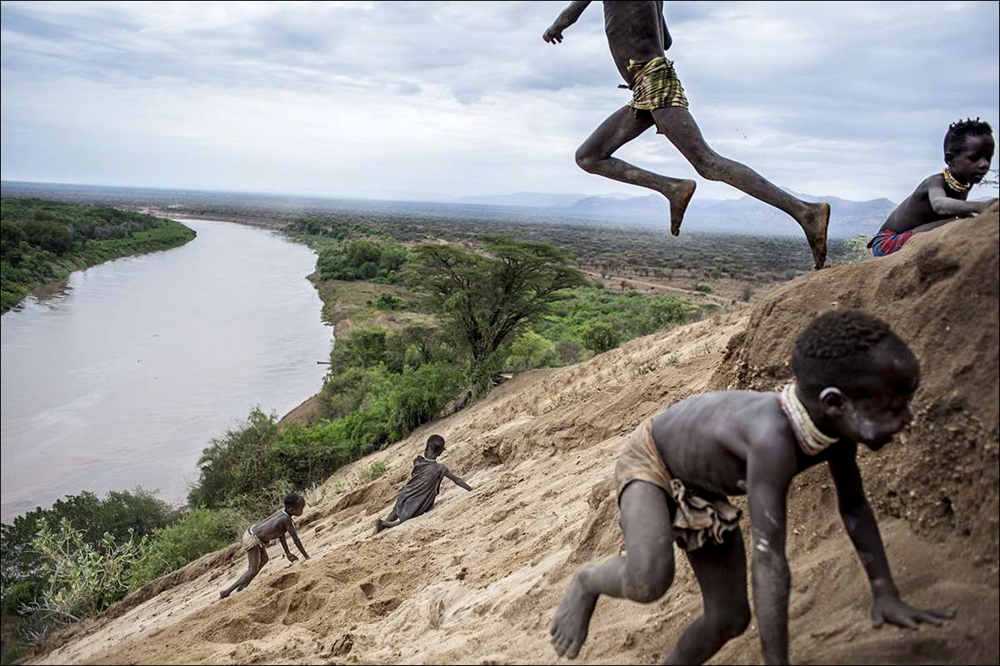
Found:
[188,408,280,510]
[31,518,149,621]
[360,461,388,483]
[374,293,402,310]
[130,509,237,589]
[505,331,557,371]
[582,321,621,354]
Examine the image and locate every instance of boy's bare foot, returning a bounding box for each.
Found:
[550,568,599,659]
[219,590,230,599]
[664,179,697,236]
[797,202,830,269]
[374,518,385,535]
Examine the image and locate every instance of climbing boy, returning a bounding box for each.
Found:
[550,309,953,664]
[869,118,996,257]
[543,1,830,268]
[374,434,473,534]
[219,493,309,599]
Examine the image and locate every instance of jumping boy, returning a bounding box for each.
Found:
[550,309,953,664]
[543,1,831,268]
[374,434,473,534]
[869,118,996,257]
[219,493,309,599]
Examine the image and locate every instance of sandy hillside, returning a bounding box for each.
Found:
[30,206,999,665]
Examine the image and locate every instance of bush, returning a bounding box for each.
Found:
[317,239,408,282]
[843,234,872,264]
[1,488,174,610]
[31,518,149,621]
[374,293,402,310]
[582,321,621,354]
[188,408,280,510]
[360,461,388,483]
[130,509,238,589]
[505,331,557,372]
[275,362,464,488]
[1,581,41,616]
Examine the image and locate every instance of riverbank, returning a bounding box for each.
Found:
[1,200,197,313]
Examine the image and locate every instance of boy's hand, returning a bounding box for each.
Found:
[872,595,955,629]
[543,24,565,44]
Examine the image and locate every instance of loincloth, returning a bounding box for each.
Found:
[867,228,913,257]
[621,56,689,113]
[615,419,741,551]
[241,527,263,552]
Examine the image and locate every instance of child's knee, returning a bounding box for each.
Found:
[625,557,674,603]
[575,147,600,173]
[710,607,751,640]
[693,155,725,181]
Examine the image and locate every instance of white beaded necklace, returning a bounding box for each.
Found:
[778,383,839,456]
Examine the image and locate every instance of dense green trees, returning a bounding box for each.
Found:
[0,199,195,312]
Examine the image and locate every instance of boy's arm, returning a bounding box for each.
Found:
[543,1,591,43]
[746,444,795,665]
[828,446,953,628]
[279,535,295,561]
[285,516,310,560]
[444,469,473,492]
[928,180,995,217]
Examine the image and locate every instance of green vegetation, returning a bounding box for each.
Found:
[1,488,175,613]
[129,509,237,587]
[0,198,195,313]
[530,287,699,360]
[317,238,408,282]
[360,461,389,483]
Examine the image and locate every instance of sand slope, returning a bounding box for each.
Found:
[31,206,999,665]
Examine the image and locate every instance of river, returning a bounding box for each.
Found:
[0,219,333,522]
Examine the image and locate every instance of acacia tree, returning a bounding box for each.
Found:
[408,237,585,365]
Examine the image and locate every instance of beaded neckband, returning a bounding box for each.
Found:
[777,383,839,456]
[942,168,971,193]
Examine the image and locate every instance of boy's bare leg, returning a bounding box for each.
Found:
[220,546,264,599]
[661,530,751,665]
[236,548,267,591]
[551,482,675,659]
[653,106,831,269]
[576,105,698,236]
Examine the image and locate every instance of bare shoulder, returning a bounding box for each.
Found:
[655,390,786,449]
[920,172,943,190]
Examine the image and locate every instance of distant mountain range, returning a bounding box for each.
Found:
[1,180,895,239]
[456,190,897,238]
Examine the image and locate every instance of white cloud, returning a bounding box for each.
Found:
[2,1,998,203]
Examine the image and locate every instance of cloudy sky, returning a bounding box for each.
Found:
[1,1,997,203]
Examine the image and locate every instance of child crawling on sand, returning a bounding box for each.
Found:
[550,309,953,664]
[869,118,996,257]
[375,434,473,534]
[220,493,309,599]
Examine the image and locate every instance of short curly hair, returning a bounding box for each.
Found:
[425,434,446,457]
[944,118,994,156]
[284,493,305,510]
[792,309,917,395]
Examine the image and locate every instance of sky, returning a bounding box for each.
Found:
[1,1,998,203]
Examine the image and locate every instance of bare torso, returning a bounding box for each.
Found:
[603,0,670,84]
[252,509,294,541]
[651,391,834,498]
[880,173,972,234]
